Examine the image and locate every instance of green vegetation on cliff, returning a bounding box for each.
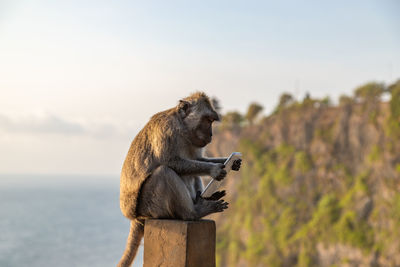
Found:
[210,80,400,267]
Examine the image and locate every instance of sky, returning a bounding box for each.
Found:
[0,0,399,175]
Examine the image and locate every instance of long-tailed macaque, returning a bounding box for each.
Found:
[117,92,241,267]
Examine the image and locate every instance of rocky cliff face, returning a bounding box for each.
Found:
[205,81,400,267]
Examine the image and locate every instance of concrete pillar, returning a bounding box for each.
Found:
[144,219,216,267]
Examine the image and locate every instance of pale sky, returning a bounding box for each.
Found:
[0,0,399,175]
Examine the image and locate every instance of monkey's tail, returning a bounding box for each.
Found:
[117,219,144,267]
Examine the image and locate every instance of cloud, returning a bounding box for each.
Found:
[0,112,125,138]
[0,112,136,174]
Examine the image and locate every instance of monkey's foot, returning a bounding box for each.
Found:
[212,199,229,212]
[194,196,229,217]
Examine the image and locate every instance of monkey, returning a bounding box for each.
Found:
[117,92,242,267]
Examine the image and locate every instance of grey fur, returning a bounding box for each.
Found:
[117,92,231,267]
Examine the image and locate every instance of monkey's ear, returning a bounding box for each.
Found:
[178,100,191,118]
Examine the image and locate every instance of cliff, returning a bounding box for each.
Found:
[206,81,400,267]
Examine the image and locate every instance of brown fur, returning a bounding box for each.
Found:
[117,92,230,267]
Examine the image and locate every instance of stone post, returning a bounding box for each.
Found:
[144,219,216,267]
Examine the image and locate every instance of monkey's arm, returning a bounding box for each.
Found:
[197,157,228,164]
[167,157,226,180]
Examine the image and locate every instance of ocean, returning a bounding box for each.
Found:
[0,174,143,267]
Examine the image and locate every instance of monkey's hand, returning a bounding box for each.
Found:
[203,190,226,201]
[210,163,227,181]
[231,159,242,171]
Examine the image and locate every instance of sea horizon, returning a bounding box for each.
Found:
[0,173,144,267]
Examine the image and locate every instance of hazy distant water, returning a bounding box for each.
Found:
[0,174,143,267]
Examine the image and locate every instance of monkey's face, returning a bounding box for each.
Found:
[191,115,215,147]
[178,97,220,148]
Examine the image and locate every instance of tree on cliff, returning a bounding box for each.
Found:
[245,102,263,124]
[221,111,244,130]
[388,80,400,138]
[274,93,295,113]
[354,82,385,104]
[339,94,353,106]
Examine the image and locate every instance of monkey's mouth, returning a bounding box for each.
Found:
[192,135,211,147]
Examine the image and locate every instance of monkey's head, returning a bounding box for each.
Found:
[177,92,220,147]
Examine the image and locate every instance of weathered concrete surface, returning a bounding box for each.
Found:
[144,219,216,267]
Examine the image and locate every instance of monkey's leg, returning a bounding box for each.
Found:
[137,166,227,220]
[193,176,204,197]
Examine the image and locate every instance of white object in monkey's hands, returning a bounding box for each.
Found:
[201,152,242,198]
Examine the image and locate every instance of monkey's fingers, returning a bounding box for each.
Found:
[212,199,229,212]
[218,199,229,206]
[218,201,229,211]
[205,190,226,200]
[215,169,227,181]
[232,159,242,171]
[215,190,226,200]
